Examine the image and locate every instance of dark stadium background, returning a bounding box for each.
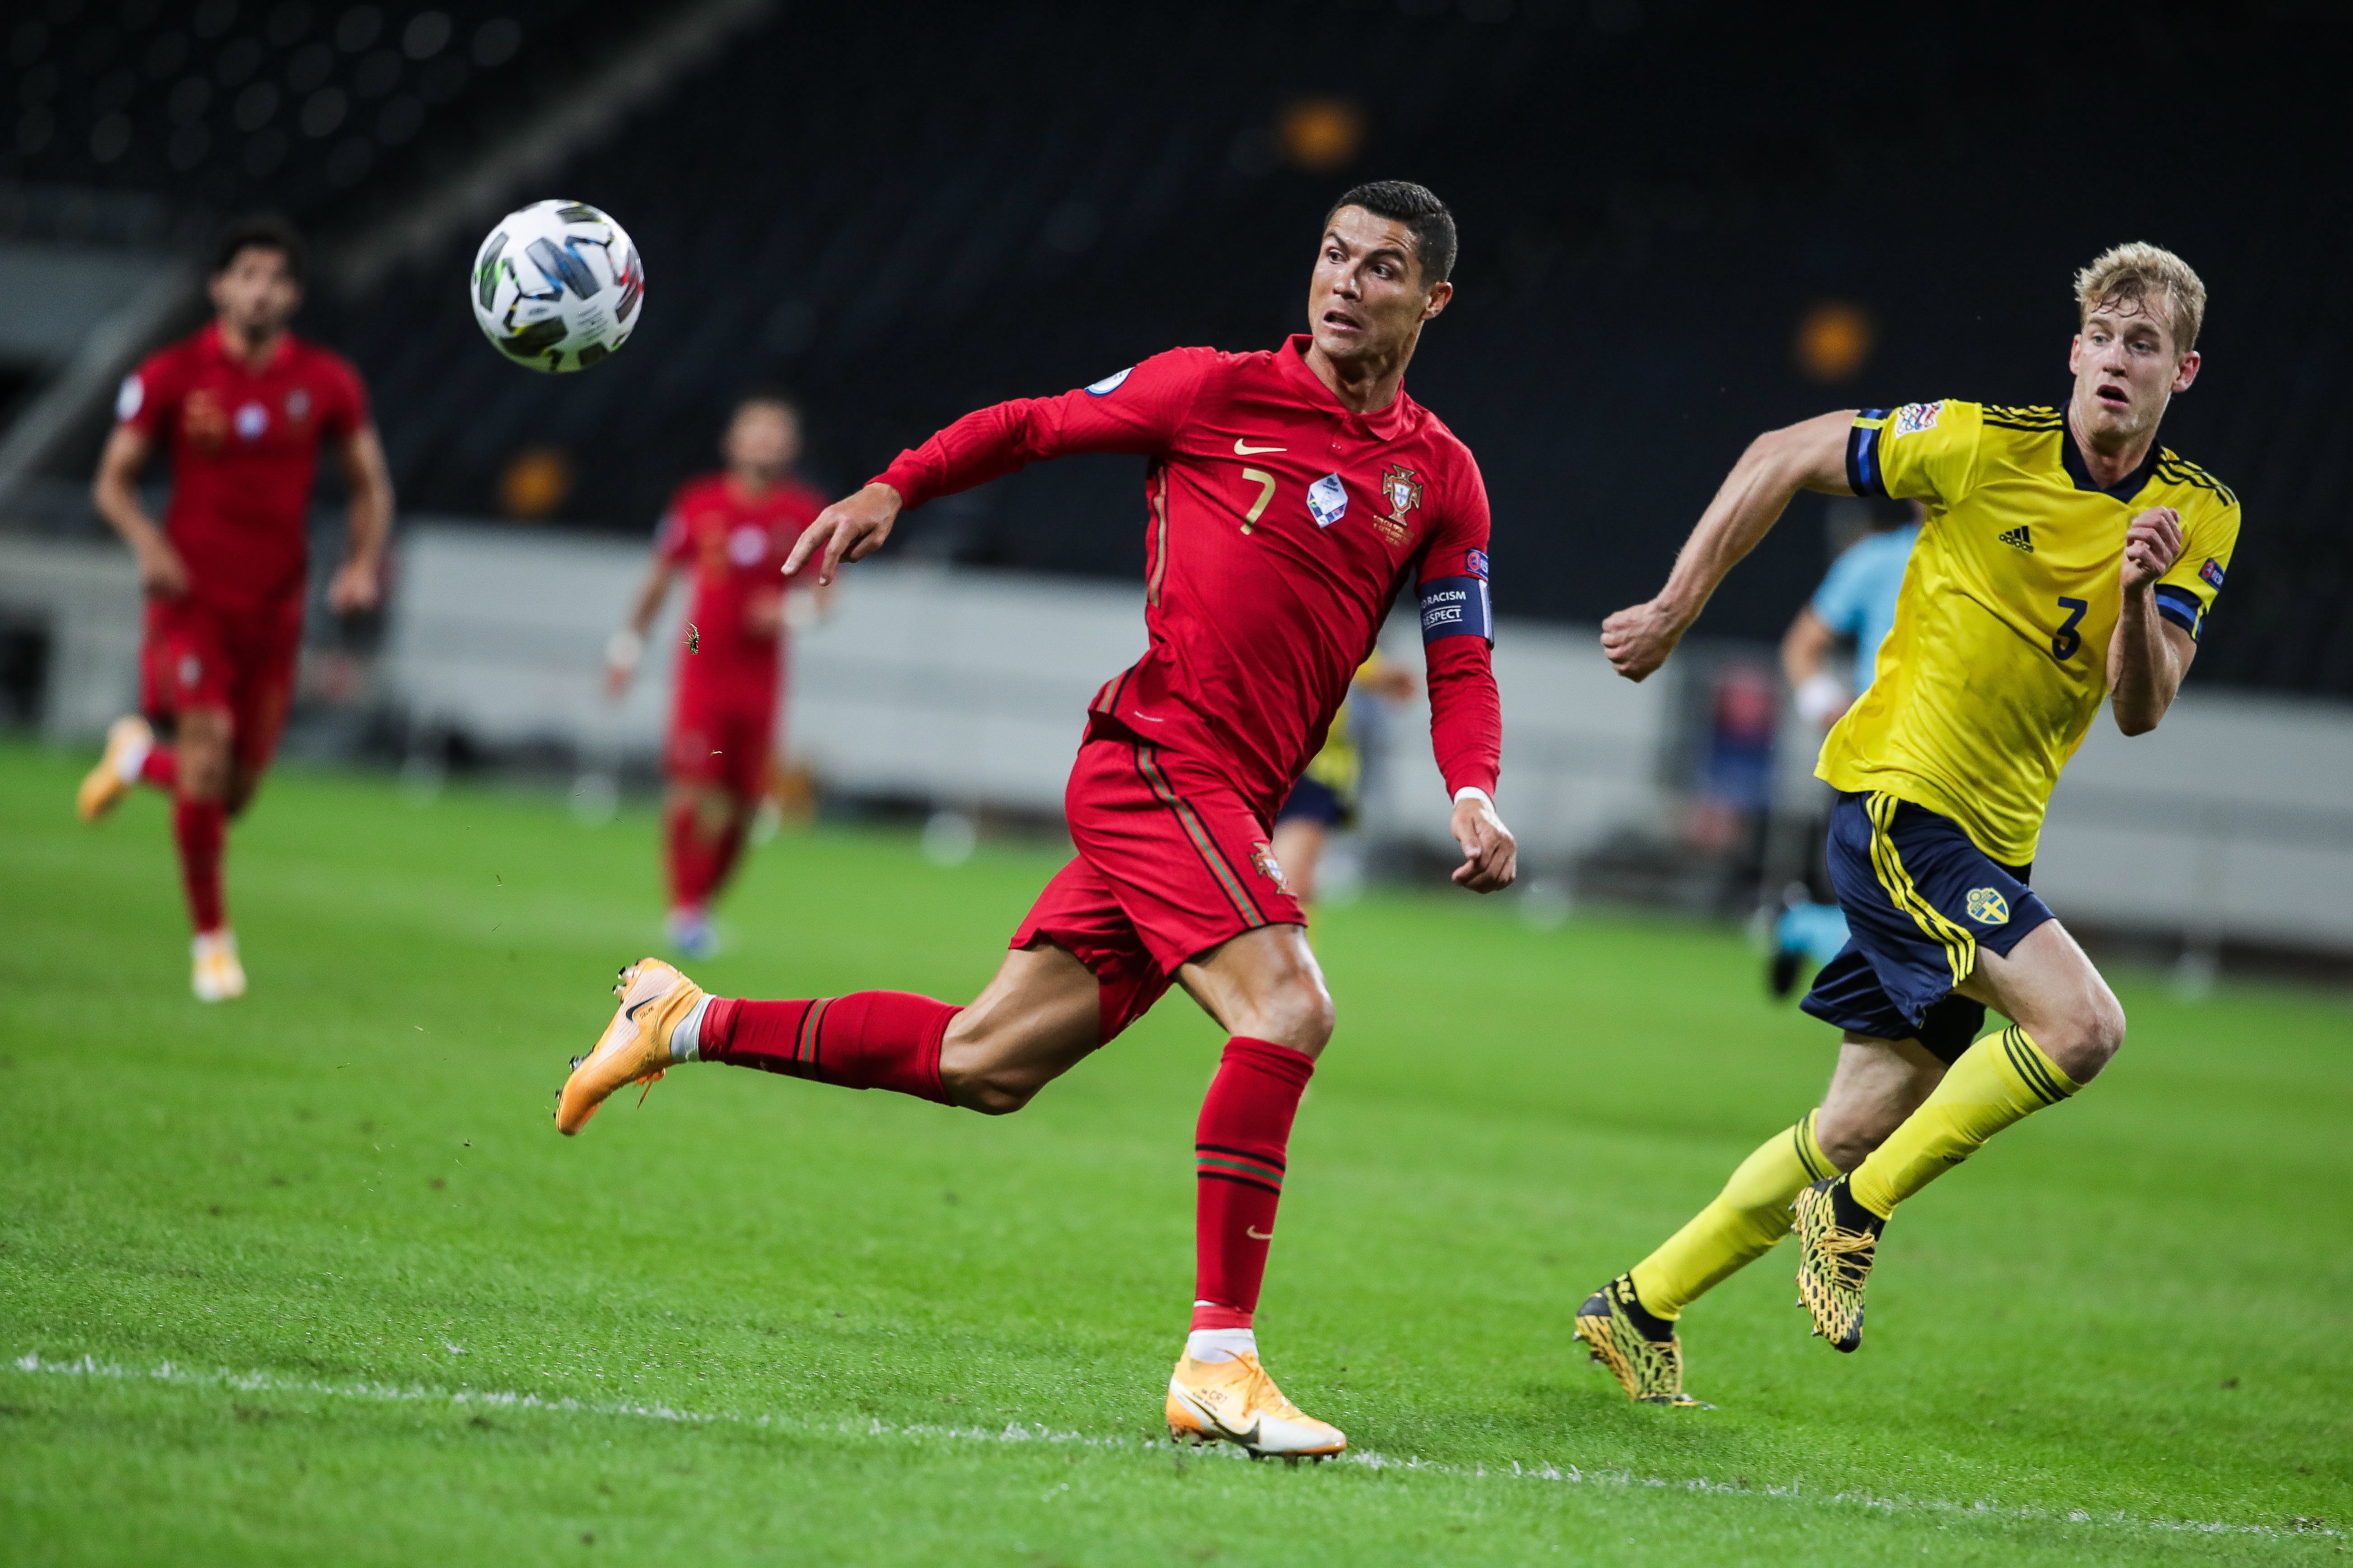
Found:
[6,0,2349,691]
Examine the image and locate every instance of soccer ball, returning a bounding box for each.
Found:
[470,200,644,373]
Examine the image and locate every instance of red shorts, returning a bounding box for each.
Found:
[141,595,302,775]
[1012,728,1304,1042]
[667,670,779,799]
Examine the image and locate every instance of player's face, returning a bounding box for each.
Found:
[725,403,800,476]
[2068,298,2200,443]
[1307,206,1451,366]
[208,246,301,338]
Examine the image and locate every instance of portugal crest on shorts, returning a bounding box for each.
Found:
[1249,840,1291,895]
[1376,463,1422,545]
[1965,887,2010,926]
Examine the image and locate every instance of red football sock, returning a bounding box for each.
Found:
[702,813,749,902]
[664,799,712,910]
[173,796,227,935]
[1191,1036,1317,1331]
[699,991,958,1105]
[139,745,177,791]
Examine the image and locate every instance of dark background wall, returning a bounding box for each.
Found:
[11,0,2352,690]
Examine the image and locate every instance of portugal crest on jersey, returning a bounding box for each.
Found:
[1377,463,1423,545]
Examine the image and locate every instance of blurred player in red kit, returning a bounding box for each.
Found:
[604,393,827,957]
[78,215,394,1002]
[555,182,1517,1457]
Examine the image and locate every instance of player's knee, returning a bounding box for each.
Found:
[1254,970,1334,1056]
[1813,1109,1894,1171]
[2044,991,2125,1080]
[941,1060,1044,1116]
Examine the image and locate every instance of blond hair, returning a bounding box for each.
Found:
[2075,242,2207,354]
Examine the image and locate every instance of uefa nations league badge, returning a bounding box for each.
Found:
[1307,473,1348,528]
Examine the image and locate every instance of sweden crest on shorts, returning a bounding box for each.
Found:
[1965,886,2010,926]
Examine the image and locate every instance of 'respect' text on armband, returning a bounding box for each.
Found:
[1419,576,1492,643]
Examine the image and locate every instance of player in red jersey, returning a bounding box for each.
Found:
[555,182,1515,1457]
[603,392,827,957]
[79,215,393,1002]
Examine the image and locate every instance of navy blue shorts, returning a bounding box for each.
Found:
[1275,774,1353,830]
[1799,792,2057,1064]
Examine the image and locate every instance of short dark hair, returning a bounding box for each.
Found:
[1325,181,1456,285]
[211,212,308,283]
[734,386,799,419]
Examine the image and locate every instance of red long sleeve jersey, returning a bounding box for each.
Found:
[875,335,1501,819]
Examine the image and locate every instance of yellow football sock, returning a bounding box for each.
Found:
[1629,1112,1834,1319]
[1847,1026,2079,1220]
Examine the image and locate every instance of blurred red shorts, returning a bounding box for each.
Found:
[141,594,302,775]
[667,666,779,799]
[1012,729,1304,1043]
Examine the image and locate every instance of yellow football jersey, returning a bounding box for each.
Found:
[1815,399,2240,865]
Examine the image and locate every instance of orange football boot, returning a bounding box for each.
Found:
[77,715,154,823]
[1166,1351,1346,1459]
[555,959,706,1135]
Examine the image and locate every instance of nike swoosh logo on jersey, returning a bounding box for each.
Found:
[1247,1226,1274,1240]
[1233,439,1286,455]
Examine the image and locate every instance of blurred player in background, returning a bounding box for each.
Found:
[1579,242,2237,1404]
[1766,500,1921,996]
[554,182,1515,1459]
[1269,653,1417,908]
[78,215,392,1002]
[605,393,827,959]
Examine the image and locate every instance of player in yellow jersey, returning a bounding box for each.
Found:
[1571,243,2239,1404]
[1269,653,1418,906]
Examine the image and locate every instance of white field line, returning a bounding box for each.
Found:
[9,1352,2335,1544]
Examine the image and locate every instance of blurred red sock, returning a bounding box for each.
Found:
[1191,1037,1315,1331]
[664,799,712,911]
[699,991,958,1105]
[139,745,177,791]
[173,796,226,934]
[702,813,749,902]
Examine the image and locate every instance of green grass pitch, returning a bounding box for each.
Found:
[1,740,2347,1565]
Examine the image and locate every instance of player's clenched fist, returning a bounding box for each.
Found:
[1449,795,1518,893]
[1599,598,1688,682]
[2121,505,2183,590]
[786,481,903,585]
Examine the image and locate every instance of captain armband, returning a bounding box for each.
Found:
[1419,576,1492,644]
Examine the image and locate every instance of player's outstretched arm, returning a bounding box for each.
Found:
[91,425,187,597]
[1601,409,1854,682]
[604,555,681,697]
[784,482,902,586]
[2108,506,2197,735]
[327,424,394,613]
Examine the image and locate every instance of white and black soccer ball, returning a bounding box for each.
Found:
[470,199,644,373]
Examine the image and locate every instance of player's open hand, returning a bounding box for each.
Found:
[2121,506,2184,592]
[1450,795,1517,893]
[1599,598,1687,682]
[786,482,903,586]
[134,534,190,598]
[326,556,382,614]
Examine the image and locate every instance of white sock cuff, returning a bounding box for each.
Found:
[1185,1326,1257,1365]
[670,994,712,1063]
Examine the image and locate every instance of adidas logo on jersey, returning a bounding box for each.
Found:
[1998,525,2034,553]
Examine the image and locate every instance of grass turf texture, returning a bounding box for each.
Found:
[1,742,2347,1566]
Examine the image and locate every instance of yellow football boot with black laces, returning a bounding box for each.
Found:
[1166,1351,1346,1460]
[555,959,705,1135]
[1574,1274,1708,1407]
[1794,1174,1884,1352]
